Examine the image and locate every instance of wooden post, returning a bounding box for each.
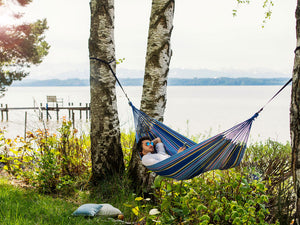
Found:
[71,102,74,121]
[68,102,71,120]
[46,103,49,121]
[5,104,8,121]
[86,103,88,121]
[72,112,75,129]
[24,111,27,141]
[56,103,59,121]
[1,104,3,121]
[40,103,43,121]
[79,103,82,120]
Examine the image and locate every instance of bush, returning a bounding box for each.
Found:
[0,126,295,224]
[126,169,276,225]
[240,139,294,224]
[0,119,91,193]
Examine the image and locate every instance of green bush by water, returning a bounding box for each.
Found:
[0,122,294,224]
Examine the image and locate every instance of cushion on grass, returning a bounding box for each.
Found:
[97,204,122,216]
[72,203,103,217]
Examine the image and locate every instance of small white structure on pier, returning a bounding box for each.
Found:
[46,96,63,106]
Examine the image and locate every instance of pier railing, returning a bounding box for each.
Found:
[0,103,90,122]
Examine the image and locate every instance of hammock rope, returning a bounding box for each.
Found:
[90,57,131,103]
[256,78,292,114]
[90,57,292,180]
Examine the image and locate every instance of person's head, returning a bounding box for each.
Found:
[137,136,154,156]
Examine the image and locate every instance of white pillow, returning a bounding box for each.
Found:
[97,204,122,216]
[72,204,103,217]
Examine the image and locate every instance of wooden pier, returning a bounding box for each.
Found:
[0,103,90,122]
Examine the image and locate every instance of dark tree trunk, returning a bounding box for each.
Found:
[128,0,175,193]
[89,0,124,184]
[291,0,300,223]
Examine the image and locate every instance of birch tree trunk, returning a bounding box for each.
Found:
[89,0,124,184]
[291,0,300,223]
[128,0,175,193]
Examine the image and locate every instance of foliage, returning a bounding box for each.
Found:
[233,0,274,27]
[0,0,32,7]
[0,0,50,97]
[120,128,136,170]
[0,127,294,224]
[240,139,294,224]
[0,119,91,193]
[126,170,276,225]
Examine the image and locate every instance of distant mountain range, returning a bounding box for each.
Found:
[27,67,291,80]
[12,77,291,87]
[116,68,290,79]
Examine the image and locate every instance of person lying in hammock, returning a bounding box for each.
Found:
[137,136,186,166]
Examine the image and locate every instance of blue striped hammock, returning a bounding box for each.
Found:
[130,102,258,180]
[89,57,291,181]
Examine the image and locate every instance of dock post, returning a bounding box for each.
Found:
[86,103,88,121]
[40,103,43,121]
[79,103,82,120]
[72,112,75,129]
[5,104,8,121]
[1,104,3,121]
[56,103,59,121]
[71,102,74,121]
[68,102,71,120]
[46,103,49,121]
[24,111,27,141]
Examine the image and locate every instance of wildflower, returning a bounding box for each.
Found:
[149,208,160,215]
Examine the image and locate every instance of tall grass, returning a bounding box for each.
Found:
[0,122,294,224]
[0,177,110,224]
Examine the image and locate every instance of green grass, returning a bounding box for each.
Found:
[0,176,130,225]
[0,124,293,224]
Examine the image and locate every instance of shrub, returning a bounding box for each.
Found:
[125,168,276,225]
[0,119,91,193]
[120,129,136,170]
[240,139,294,224]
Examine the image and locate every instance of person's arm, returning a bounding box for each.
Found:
[152,137,162,145]
[153,137,186,154]
[152,137,168,154]
[142,154,160,166]
[155,142,167,154]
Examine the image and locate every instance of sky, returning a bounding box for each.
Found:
[1,0,297,80]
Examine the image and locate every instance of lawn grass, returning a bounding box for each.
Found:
[0,176,132,225]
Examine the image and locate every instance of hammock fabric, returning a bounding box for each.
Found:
[89,57,292,181]
[130,102,258,180]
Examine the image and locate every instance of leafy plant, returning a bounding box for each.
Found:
[1,119,91,193]
[240,139,294,224]
[120,129,136,170]
[124,168,276,225]
[0,127,295,224]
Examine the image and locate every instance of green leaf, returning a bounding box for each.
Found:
[199,214,210,221]
[197,204,207,211]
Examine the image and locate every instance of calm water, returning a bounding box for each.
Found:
[0,85,291,144]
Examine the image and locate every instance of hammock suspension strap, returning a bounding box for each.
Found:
[90,57,131,103]
[256,78,292,114]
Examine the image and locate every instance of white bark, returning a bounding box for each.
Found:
[89,0,124,182]
[141,0,175,121]
[128,0,175,192]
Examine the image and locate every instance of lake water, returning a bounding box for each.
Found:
[0,85,292,144]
